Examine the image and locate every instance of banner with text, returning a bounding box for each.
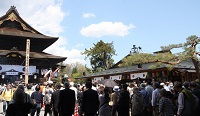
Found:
[130,72,147,80]
[94,77,104,82]
[109,75,122,80]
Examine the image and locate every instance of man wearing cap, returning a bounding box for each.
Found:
[111,86,120,116]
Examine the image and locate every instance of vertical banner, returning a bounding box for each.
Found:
[25,39,30,84]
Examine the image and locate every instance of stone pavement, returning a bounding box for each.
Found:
[0,102,45,116]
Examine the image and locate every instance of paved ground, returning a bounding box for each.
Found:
[0,102,45,116]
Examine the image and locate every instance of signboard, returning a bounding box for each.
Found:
[0,65,36,75]
[94,77,104,82]
[130,72,147,79]
[109,75,122,80]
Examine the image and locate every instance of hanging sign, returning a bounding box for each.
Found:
[109,75,122,80]
[94,77,104,82]
[130,72,147,79]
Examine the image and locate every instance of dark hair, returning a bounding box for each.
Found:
[18,84,24,91]
[64,82,70,88]
[13,88,25,103]
[35,85,40,91]
[27,84,32,89]
[174,81,182,89]
[85,81,92,89]
[147,80,152,85]
[55,83,61,89]
[104,87,110,103]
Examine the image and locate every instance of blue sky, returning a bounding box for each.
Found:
[1,0,200,67]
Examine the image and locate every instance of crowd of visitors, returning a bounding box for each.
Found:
[0,78,199,116]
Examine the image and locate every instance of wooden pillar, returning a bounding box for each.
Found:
[25,39,30,84]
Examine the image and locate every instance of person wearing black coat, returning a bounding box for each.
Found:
[58,82,76,116]
[81,81,100,116]
[51,84,61,116]
[118,84,130,116]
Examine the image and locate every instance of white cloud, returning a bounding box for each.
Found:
[80,22,135,38]
[83,13,96,18]
[44,36,86,65]
[0,0,86,65]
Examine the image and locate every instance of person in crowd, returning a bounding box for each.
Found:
[58,82,76,116]
[31,85,44,116]
[50,83,61,116]
[25,84,34,97]
[111,86,120,116]
[190,81,200,116]
[127,83,134,98]
[174,81,199,116]
[131,87,145,116]
[145,80,154,116]
[139,83,150,116]
[77,85,87,116]
[13,84,32,104]
[1,84,14,114]
[99,87,112,116]
[44,90,52,116]
[163,82,171,91]
[183,81,192,91]
[158,89,174,116]
[70,82,78,102]
[98,84,105,95]
[81,81,99,116]
[151,82,161,116]
[118,84,130,116]
[5,88,33,116]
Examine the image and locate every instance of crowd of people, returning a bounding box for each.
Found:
[0,79,199,116]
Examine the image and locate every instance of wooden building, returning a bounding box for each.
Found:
[0,6,67,84]
[79,53,197,84]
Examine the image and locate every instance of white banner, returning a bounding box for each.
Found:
[93,77,104,82]
[0,65,36,75]
[109,75,122,80]
[130,72,147,80]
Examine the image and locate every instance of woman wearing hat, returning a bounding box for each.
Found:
[111,86,120,116]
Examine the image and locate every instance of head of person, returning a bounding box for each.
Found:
[121,83,128,91]
[85,81,92,89]
[13,88,26,104]
[159,88,167,97]
[146,80,152,85]
[113,86,120,92]
[139,83,146,90]
[18,84,25,91]
[183,81,190,89]
[35,85,40,91]
[190,81,197,89]
[64,82,70,89]
[173,81,182,92]
[6,84,11,90]
[153,82,160,89]
[55,83,61,90]
[132,87,140,93]
[27,84,32,90]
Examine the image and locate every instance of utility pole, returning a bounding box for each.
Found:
[25,39,30,84]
